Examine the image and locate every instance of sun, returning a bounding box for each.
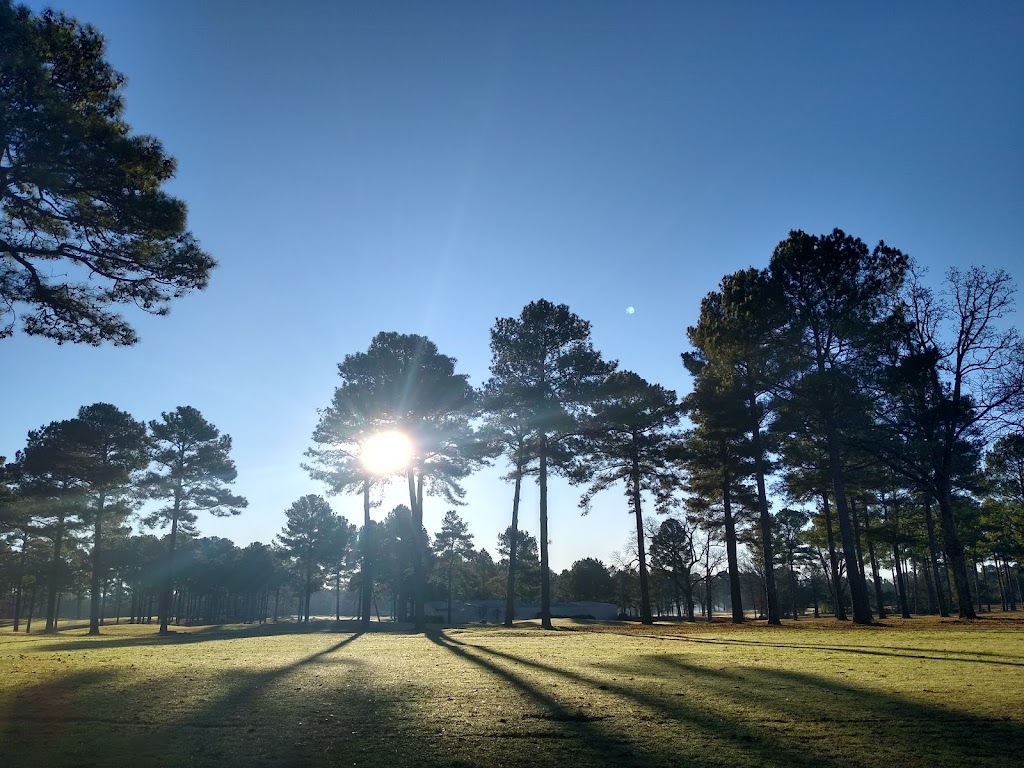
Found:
[361,430,414,476]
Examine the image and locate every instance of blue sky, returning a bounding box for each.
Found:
[4,1,1023,570]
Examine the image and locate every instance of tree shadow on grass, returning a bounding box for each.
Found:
[3,633,365,767]
[642,633,1024,666]
[436,630,827,768]
[443,632,1024,768]
[26,619,414,653]
[642,656,1024,767]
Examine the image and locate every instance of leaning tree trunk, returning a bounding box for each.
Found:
[504,456,524,627]
[631,437,653,625]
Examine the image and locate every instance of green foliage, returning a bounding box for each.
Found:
[488,299,614,627]
[557,557,614,602]
[0,1,214,345]
[142,406,246,531]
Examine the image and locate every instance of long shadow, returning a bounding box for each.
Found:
[425,631,680,767]
[643,656,1024,766]
[3,632,366,767]
[634,633,1024,667]
[434,631,835,767]
[446,632,1024,767]
[26,619,413,653]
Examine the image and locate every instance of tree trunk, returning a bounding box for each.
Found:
[821,493,847,620]
[12,542,26,633]
[159,486,182,635]
[539,434,552,630]
[447,557,453,625]
[922,497,950,616]
[89,492,107,635]
[408,469,426,632]
[789,559,799,620]
[849,498,870,614]
[892,543,911,618]
[1005,560,1018,611]
[823,425,872,624]
[504,457,524,627]
[631,437,653,625]
[861,511,886,619]
[361,478,372,629]
[750,412,780,625]
[722,458,743,624]
[26,584,38,634]
[44,510,67,633]
[934,483,976,618]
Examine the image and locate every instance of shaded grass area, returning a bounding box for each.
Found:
[2,615,1023,767]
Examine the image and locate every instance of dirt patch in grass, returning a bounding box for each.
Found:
[2,614,1023,767]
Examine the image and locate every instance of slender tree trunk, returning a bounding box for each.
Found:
[12,542,26,633]
[335,566,341,622]
[923,555,938,614]
[933,481,976,618]
[504,457,524,627]
[361,478,372,629]
[539,434,552,630]
[750,412,780,625]
[26,583,38,634]
[849,499,870,614]
[416,472,426,628]
[722,458,743,624]
[911,558,920,614]
[1004,560,1018,611]
[159,492,182,635]
[862,511,886,619]
[705,541,713,622]
[922,497,950,616]
[789,558,799,620]
[821,493,846,620]
[973,562,983,614]
[89,492,107,635]
[823,425,872,624]
[631,438,653,625]
[892,544,911,618]
[44,510,67,633]
[994,558,1007,611]
[447,557,453,625]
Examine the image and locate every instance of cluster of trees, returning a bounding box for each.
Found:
[2,4,1023,633]
[303,230,1024,629]
[0,404,246,634]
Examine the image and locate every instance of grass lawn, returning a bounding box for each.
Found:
[2,614,1023,767]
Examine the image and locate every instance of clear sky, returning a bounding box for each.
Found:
[4,1,1023,571]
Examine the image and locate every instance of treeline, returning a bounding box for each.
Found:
[3,229,1024,633]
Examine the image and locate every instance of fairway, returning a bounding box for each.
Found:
[2,617,1023,767]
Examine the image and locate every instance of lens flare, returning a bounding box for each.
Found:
[361,430,414,475]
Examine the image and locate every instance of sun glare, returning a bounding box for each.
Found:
[361,430,414,476]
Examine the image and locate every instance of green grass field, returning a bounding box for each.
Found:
[2,615,1023,767]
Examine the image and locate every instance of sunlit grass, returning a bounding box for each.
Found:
[2,615,1022,767]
